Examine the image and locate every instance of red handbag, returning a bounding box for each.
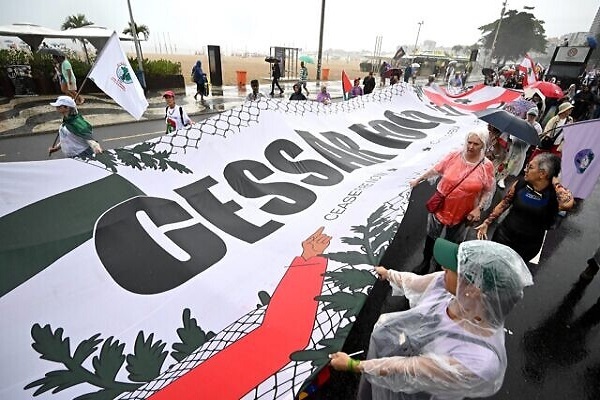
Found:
[426,190,445,213]
[425,158,484,214]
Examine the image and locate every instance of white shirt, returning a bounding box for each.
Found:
[58,125,91,157]
[246,91,266,101]
[165,105,191,133]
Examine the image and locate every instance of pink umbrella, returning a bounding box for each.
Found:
[525,81,564,99]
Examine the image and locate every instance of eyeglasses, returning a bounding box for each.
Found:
[525,163,537,171]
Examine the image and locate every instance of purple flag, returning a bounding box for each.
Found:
[561,120,600,199]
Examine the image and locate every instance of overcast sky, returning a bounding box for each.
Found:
[1,0,598,55]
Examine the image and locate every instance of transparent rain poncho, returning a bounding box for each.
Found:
[359,241,533,400]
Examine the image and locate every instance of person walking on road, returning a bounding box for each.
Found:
[53,54,83,105]
[47,96,102,158]
[191,60,207,102]
[270,59,284,97]
[299,61,309,96]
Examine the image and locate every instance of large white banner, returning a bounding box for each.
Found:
[0,85,507,400]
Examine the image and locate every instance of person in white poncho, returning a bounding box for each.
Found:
[330,239,533,400]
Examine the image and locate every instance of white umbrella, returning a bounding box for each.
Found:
[411,62,420,68]
[448,60,457,65]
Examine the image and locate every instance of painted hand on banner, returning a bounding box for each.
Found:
[301,226,331,260]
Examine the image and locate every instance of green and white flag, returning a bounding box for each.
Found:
[88,31,148,120]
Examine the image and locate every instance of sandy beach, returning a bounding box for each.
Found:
[143,53,366,86]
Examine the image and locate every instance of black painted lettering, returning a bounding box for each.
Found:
[296,130,395,173]
[265,139,344,186]
[387,110,457,125]
[222,160,317,215]
[95,196,226,295]
[175,176,283,243]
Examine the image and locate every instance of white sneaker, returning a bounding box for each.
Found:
[498,179,506,189]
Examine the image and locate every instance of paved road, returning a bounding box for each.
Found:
[0,113,220,162]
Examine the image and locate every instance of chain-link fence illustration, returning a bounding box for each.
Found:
[116,185,411,400]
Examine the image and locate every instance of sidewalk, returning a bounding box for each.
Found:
[0,75,460,139]
[0,80,345,139]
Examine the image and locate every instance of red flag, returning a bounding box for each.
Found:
[518,54,538,87]
[342,70,352,100]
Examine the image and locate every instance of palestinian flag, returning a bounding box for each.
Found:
[342,70,352,100]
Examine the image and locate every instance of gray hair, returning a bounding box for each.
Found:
[534,153,561,178]
[463,128,489,160]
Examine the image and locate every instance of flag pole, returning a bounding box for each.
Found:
[48,33,117,158]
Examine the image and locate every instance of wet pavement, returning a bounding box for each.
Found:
[4,73,594,399]
[0,79,354,138]
[317,178,600,399]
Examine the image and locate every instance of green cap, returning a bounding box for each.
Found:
[433,238,459,272]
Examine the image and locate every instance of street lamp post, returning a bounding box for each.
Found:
[413,21,424,60]
[316,0,326,80]
[488,0,507,66]
[126,0,146,91]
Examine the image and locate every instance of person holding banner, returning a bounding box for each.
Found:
[163,90,193,133]
[475,153,574,263]
[349,78,364,98]
[410,129,495,275]
[315,85,331,105]
[47,96,102,158]
[330,239,533,400]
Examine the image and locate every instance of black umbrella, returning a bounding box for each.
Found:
[37,47,64,57]
[481,68,495,76]
[475,109,540,146]
[264,56,279,63]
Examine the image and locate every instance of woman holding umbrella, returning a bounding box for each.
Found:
[269,58,284,97]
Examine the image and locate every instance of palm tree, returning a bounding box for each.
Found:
[123,23,150,40]
[123,22,149,60]
[61,14,93,63]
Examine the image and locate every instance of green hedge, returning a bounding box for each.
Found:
[127,57,181,76]
[0,49,181,78]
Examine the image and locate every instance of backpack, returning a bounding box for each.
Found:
[164,106,187,133]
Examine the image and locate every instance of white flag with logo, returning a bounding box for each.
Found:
[88,32,148,120]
